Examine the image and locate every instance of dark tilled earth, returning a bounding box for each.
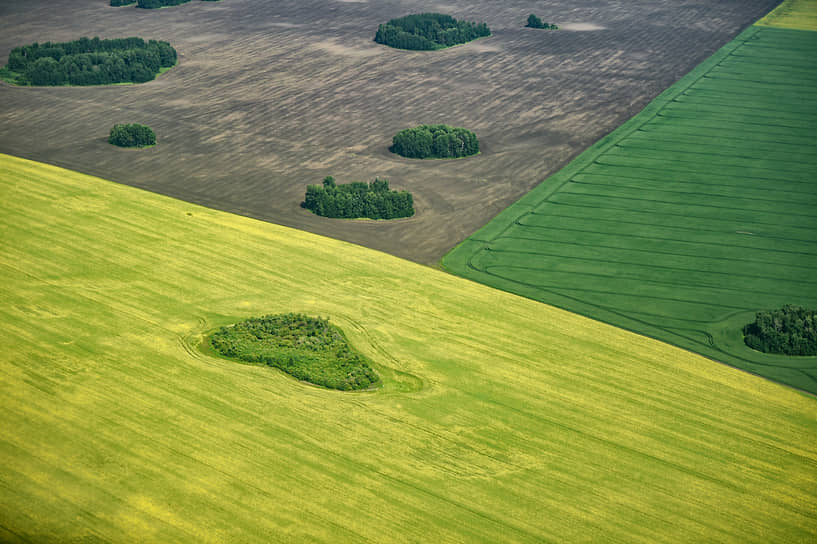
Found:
[0,0,780,264]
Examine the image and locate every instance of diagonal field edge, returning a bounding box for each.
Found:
[444,25,777,245]
[443,25,817,395]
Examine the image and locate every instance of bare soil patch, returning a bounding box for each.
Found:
[559,22,606,31]
[0,0,780,264]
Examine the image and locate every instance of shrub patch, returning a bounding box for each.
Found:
[209,314,380,390]
[374,13,490,50]
[109,123,156,148]
[2,36,176,86]
[391,124,479,159]
[303,176,414,220]
[743,305,817,356]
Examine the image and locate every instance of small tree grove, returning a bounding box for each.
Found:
[109,123,157,148]
[743,305,817,356]
[5,36,176,86]
[526,14,559,30]
[391,124,479,159]
[303,177,414,220]
[374,13,490,50]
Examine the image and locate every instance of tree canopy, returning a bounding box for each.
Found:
[743,305,817,356]
[4,37,176,86]
[109,123,157,148]
[526,14,559,30]
[374,13,490,50]
[209,314,380,391]
[303,177,414,220]
[391,124,479,159]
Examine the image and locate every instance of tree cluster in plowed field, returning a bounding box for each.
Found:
[0,0,781,264]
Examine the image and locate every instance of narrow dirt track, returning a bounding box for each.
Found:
[0,0,780,264]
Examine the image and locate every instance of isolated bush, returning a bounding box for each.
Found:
[4,37,176,86]
[526,14,559,30]
[743,305,817,355]
[210,314,379,391]
[303,176,414,220]
[374,13,490,50]
[391,124,479,159]
[110,0,136,6]
[109,123,156,148]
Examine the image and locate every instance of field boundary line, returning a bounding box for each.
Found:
[442,25,762,273]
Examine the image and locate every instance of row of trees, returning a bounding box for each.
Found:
[391,124,479,159]
[743,305,817,356]
[374,13,490,50]
[109,123,156,148]
[210,314,379,391]
[526,14,559,30]
[6,37,176,86]
[303,176,414,220]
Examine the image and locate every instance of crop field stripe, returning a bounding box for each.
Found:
[570,180,817,206]
[1,153,817,541]
[553,187,816,215]
[484,239,815,282]
[444,25,817,394]
[578,164,815,188]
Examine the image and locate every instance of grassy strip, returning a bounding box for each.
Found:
[1,153,816,541]
[443,25,817,394]
[756,0,817,31]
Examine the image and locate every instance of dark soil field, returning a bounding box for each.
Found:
[0,0,780,264]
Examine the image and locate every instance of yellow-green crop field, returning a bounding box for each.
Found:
[756,0,817,31]
[1,154,816,542]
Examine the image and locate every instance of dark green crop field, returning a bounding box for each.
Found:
[444,25,817,394]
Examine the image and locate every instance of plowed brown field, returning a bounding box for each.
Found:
[0,0,780,263]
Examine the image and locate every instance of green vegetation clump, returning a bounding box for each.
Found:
[3,37,176,86]
[526,14,559,29]
[391,124,479,159]
[743,305,817,356]
[109,123,156,148]
[374,13,490,50]
[303,176,414,220]
[110,0,136,5]
[210,314,379,390]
